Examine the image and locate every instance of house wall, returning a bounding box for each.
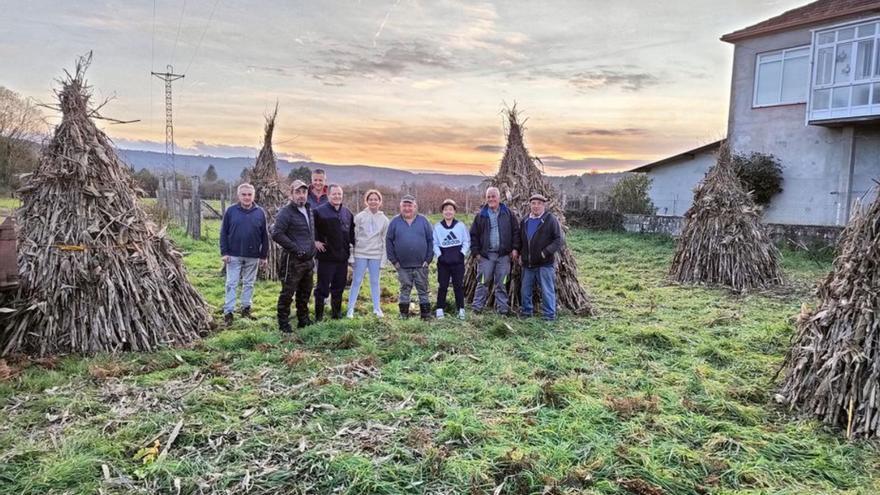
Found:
[645,150,717,216]
[728,16,880,226]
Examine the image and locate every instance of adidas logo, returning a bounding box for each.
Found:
[441,231,461,248]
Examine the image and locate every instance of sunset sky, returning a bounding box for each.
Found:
[1,0,808,175]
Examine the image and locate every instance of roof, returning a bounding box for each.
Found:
[629,140,723,174]
[721,0,880,43]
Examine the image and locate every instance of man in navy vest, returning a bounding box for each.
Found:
[220,183,269,327]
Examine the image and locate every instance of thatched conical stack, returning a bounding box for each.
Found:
[779,189,880,439]
[668,143,782,291]
[249,105,286,281]
[464,108,593,315]
[1,55,211,356]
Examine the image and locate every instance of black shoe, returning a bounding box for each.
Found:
[331,299,342,320]
[278,318,292,333]
[224,312,234,327]
[297,318,313,329]
[398,303,410,319]
[315,304,325,322]
[419,303,432,321]
[240,306,256,320]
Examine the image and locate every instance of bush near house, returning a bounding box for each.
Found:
[732,152,784,206]
[608,173,655,215]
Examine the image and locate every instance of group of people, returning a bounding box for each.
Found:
[219,169,564,334]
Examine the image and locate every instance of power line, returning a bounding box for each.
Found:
[149,0,157,130]
[183,0,221,76]
[171,0,188,66]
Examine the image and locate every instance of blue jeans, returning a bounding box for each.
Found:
[348,257,382,312]
[521,265,556,320]
[224,256,260,314]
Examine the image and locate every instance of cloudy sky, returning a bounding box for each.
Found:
[1,0,806,175]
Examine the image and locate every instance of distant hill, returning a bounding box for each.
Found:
[117,149,484,189]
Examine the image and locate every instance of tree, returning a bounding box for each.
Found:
[0,86,45,191]
[732,152,783,206]
[287,165,310,183]
[203,164,218,182]
[608,173,655,214]
[240,166,252,182]
[133,168,159,196]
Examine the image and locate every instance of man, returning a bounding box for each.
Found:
[272,180,317,332]
[313,184,355,320]
[470,186,521,315]
[519,193,563,321]
[307,168,328,209]
[220,183,269,327]
[386,194,433,320]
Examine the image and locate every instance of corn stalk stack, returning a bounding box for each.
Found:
[249,105,286,281]
[463,107,593,315]
[668,143,782,291]
[1,54,211,356]
[779,188,880,439]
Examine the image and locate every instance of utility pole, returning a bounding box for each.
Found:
[152,65,184,221]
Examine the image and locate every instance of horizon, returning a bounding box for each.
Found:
[2,0,806,175]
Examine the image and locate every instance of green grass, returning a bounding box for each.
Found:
[1,216,878,494]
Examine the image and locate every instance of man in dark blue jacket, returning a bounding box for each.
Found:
[313,184,355,320]
[519,193,563,321]
[220,183,269,327]
[272,180,317,332]
[469,186,521,315]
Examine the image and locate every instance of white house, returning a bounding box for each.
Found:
[635,0,880,227]
[630,140,722,216]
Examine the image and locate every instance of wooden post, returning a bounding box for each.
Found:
[190,175,202,240]
[220,192,226,216]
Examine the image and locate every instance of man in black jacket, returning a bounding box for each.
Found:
[313,184,355,320]
[272,180,316,332]
[469,186,521,315]
[519,193,563,320]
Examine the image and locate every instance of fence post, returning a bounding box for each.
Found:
[190,175,202,240]
[220,192,226,216]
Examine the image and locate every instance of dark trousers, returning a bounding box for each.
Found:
[314,260,347,308]
[277,254,314,325]
[436,261,465,311]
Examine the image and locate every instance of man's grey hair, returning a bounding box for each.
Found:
[238,183,255,193]
[486,186,500,197]
[328,183,343,193]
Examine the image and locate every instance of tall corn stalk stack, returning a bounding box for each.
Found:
[249,106,286,281]
[464,108,593,315]
[0,54,212,356]
[668,143,782,291]
[779,189,880,439]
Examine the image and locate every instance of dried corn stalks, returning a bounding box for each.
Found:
[1,54,212,356]
[668,143,782,291]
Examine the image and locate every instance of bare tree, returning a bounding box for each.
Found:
[0,86,45,191]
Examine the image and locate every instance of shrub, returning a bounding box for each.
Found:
[731,152,783,206]
[607,173,654,214]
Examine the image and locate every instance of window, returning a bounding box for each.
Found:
[754,47,810,106]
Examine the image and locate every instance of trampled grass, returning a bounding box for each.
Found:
[1,217,878,494]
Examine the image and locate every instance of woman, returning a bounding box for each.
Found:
[347,189,390,317]
[433,198,470,319]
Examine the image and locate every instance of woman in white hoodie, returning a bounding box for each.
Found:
[347,189,390,317]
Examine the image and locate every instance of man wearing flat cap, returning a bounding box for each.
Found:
[385,194,434,320]
[272,180,316,333]
[519,193,562,321]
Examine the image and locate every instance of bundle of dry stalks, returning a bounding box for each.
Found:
[248,105,286,281]
[668,143,782,291]
[1,54,211,356]
[780,188,880,439]
[463,107,593,315]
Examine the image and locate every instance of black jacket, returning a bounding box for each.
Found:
[272,202,315,260]
[313,202,355,262]
[470,203,521,258]
[520,212,563,268]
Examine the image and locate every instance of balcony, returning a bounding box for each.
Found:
[808,18,880,125]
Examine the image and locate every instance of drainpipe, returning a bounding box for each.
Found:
[842,126,856,225]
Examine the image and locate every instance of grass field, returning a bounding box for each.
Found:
[1,215,879,494]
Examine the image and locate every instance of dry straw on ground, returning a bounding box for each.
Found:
[248,105,286,281]
[463,107,593,315]
[780,187,880,439]
[668,142,782,291]
[1,54,211,356]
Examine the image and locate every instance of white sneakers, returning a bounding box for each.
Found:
[346,308,355,318]
[458,308,466,320]
[374,309,384,318]
[436,308,445,319]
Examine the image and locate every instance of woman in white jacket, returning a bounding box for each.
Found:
[347,189,390,317]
